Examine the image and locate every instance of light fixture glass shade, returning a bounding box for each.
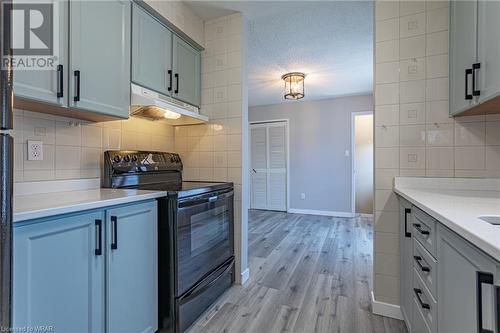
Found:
[281,72,305,100]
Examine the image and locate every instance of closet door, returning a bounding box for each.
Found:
[267,123,287,211]
[250,122,287,211]
[250,125,268,210]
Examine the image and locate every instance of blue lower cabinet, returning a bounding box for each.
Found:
[13,200,158,333]
[106,201,158,333]
[13,211,105,333]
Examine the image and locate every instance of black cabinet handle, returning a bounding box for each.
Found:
[465,68,473,100]
[413,255,430,272]
[95,219,102,256]
[477,271,494,333]
[168,70,173,92]
[74,70,80,102]
[473,63,481,97]
[111,216,118,250]
[174,73,179,94]
[413,223,430,235]
[414,288,430,310]
[404,208,411,238]
[57,64,63,98]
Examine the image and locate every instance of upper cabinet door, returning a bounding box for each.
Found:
[132,4,172,96]
[172,35,201,107]
[13,211,105,332]
[69,0,131,118]
[106,201,158,333]
[477,0,500,104]
[13,0,68,106]
[449,0,478,116]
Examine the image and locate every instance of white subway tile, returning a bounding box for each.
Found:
[376,18,399,42]
[400,125,426,146]
[455,146,486,170]
[400,147,426,169]
[400,80,425,103]
[426,123,454,146]
[399,57,425,81]
[400,35,426,59]
[400,13,426,38]
[426,147,454,170]
[376,40,400,63]
[400,103,425,125]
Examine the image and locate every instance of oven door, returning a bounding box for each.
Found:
[175,189,234,296]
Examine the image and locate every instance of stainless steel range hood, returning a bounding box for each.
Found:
[130,83,208,125]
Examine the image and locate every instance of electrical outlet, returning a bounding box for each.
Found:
[28,140,43,161]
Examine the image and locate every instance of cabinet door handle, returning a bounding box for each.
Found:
[168,70,173,91]
[174,73,179,94]
[74,70,80,102]
[477,271,494,333]
[413,223,430,235]
[413,255,430,272]
[414,288,430,310]
[472,63,481,97]
[465,68,473,100]
[404,208,411,238]
[111,216,118,250]
[95,219,102,256]
[57,64,63,98]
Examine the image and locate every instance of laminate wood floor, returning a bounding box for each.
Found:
[187,210,408,333]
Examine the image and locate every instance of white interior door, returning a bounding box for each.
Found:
[250,122,287,211]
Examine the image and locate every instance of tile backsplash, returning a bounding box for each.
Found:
[13,109,174,182]
[373,0,500,307]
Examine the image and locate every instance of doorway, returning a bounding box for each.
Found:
[351,112,373,215]
[249,120,289,212]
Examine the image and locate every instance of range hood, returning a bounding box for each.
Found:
[130,83,208,125]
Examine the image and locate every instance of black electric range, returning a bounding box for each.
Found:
[103,150,235,333]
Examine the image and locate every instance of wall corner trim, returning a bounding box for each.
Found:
[240,268,250,285]
[287,208,355,218]
[370,291,403,321]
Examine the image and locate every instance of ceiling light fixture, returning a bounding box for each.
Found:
[281,72,305,100]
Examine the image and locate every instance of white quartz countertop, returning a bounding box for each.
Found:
[394,181,500,262]
[13,188,167,223]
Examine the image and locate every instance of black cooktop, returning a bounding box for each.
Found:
[138,181,233,199]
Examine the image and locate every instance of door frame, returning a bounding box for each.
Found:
[249,119,290,212]
[351,111,374,216]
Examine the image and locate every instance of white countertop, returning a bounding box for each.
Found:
[394,177,500,262]
[14,188,167,223]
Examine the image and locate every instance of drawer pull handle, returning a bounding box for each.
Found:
[404,208,411,238]
[414,288,430,310]
[111,216,118,250]
[413,255,430,272]
[477,271,494,333]
[95,219,102,256]
[413,223,430,235]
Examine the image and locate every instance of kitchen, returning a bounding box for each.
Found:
[0,1,500,333]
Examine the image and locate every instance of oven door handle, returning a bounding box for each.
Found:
[181,259,234,303]
[178,190,234,208]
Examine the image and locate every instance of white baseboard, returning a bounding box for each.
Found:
[288,208,355,218]
[371,291,403,320]
[240,268,250,285]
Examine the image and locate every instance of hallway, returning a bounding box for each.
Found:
[187,210,407,333]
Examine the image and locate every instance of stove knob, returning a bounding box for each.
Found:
[113,155,121,163]
[131,155,138,162]
[123,155,131,163]
[170,155,176,163]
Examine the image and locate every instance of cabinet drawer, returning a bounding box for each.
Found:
[412,207,437,257]
[413,238,438,300]
[412,297,432,333]
[413,269,437,333]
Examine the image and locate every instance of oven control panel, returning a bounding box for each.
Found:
[104,150,183,174]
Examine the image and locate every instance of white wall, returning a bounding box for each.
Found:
[249,95,373,215]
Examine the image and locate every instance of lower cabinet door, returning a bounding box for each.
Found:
[437,224,499,333]
[106,200,158,333]
[13,211,105,333]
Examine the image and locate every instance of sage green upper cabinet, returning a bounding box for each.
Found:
[172,35,201,107]
[450,0,500,116]
[477,0,500,105]
[69,0,131,118]
[449,0,478,116]
[132,4,172,96]
[13,0,68,107]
